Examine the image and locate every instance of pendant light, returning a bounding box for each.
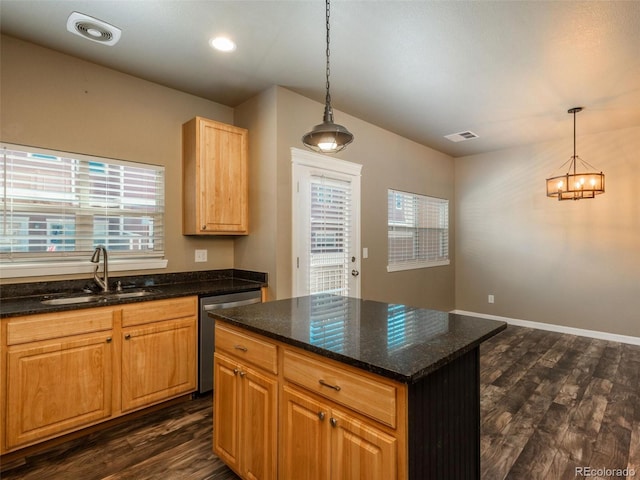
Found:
[302,0,354,154]
[546,107,605,201]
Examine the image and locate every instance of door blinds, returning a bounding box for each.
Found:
[308,175,352,295]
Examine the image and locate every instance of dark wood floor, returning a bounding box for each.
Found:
[2,325,639,479]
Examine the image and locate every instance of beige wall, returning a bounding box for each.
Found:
[1,35,238,282]
[455,125,640,337]
[235,86,456,310]
[2,35,456,311]
[233,87,279,299]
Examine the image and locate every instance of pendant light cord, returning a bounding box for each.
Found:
[323,0,333,120]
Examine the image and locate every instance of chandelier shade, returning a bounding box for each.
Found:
[302,0,354,154]
[546,107,605,201]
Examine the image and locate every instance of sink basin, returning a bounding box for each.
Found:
[41,289,159,306]
[41,295,105,305]
[110,290,157,299]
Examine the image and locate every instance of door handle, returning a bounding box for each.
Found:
[351,269,359,277]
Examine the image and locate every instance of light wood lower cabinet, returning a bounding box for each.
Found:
[213,352,277,480]
[281,384,397,480]
[5,332,114,450]
[213,321,405,480]
[121,316,196,412]
[1,296,198,454]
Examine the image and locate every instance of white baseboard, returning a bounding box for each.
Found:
[451,310,640,347]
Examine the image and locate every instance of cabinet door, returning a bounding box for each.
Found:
[280,385,331,480]
[200,119,248,234]
[241,367,277,480]
[6,334,113,450]
[213,353,241,473]
[121,317,196,412]
[330,409,398,480]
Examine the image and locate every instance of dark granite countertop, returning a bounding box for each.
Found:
[0,269,266,318]
[210,294,506,384]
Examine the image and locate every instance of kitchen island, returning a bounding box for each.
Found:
[210,294,506,480]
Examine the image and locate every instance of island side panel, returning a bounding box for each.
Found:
[408,347,480,480]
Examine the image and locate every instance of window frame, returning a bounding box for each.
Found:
[1,143,167,279]
[387,188,450,272]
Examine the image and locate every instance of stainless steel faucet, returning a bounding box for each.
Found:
[90,245,109,292]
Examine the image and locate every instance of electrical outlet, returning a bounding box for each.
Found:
[195,249,207,262]
[488,294,495,304]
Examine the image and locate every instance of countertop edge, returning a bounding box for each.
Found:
[212,312,507,385]
[0,275,266,318]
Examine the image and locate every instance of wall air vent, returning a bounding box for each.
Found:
[66,12,121,46]
[444,131,479,142]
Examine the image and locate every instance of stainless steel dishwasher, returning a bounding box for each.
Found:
[198,290,262,394]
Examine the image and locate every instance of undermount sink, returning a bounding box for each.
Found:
[41,289,159,306]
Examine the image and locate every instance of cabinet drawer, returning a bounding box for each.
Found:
[215,324,277,374]
[283,349,397,428]
[6,307,114,345]
[122,296,197,327]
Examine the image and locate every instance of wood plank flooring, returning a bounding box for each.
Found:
[2,325,638,479]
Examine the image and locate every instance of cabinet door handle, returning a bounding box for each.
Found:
[233,368,240,375]
[330,417,338,428]
[319,379,341,391]
[239,371,246,378]
[106,337,112,343]
[234,345,248,352]
[124,333,131,340]
[202,225,207,230]
[318,411,326,421]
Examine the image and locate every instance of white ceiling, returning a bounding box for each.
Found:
[1,0,639,157]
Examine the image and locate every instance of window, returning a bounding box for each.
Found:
[1,143,166,277]
[387,189,449,271]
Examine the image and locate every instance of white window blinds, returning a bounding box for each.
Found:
[1,144,165,261]
[308,176,352,295]
[387,189,449,271]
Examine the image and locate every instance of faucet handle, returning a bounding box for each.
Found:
[115,281,123,292]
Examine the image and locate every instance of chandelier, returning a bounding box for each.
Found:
[302,0,354,154]
[546,107,605,201]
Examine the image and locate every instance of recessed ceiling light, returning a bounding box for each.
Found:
[209,36,236,52]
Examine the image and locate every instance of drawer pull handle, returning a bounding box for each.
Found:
[319,379,341,391]
[234,345,248,352]
[106,337,112,343]
[318,411,326,421]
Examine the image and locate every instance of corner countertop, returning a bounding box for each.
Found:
[0,269,266,318]
[210,294,506,384]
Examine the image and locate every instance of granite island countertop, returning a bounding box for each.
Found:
[210,293,506,384]
[0,269,266,318]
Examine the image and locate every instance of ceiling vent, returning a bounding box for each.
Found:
[444,131,479,142]
[66,12,121,46]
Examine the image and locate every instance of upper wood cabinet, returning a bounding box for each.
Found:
[182,117,249,235]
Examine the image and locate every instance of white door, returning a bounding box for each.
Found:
[292,148,362,298]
